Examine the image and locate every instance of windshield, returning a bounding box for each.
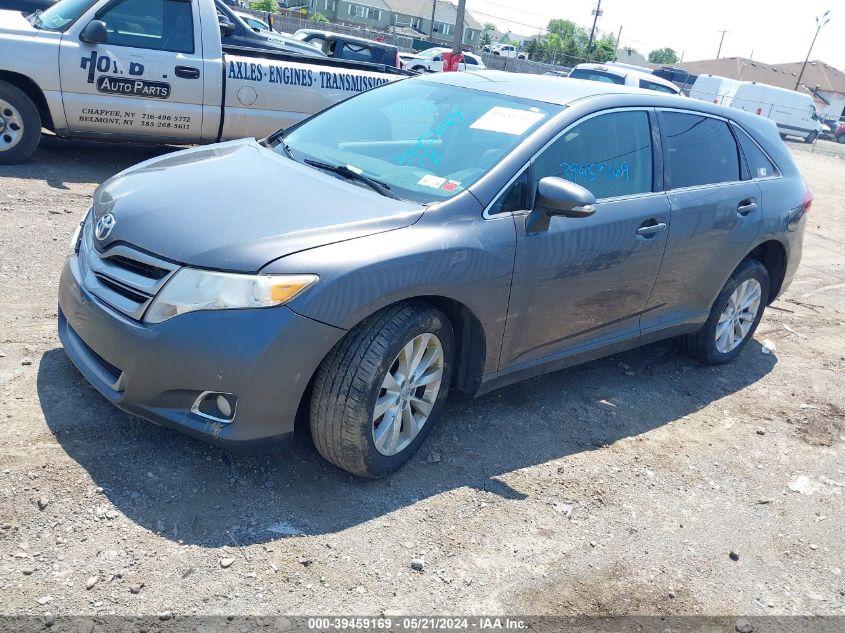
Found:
[30,0,95,31]
[416,48,446,59]
[280,79,561,204]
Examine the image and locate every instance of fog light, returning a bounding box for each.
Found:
[191,391,237,423]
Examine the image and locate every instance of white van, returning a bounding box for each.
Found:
[689,74,743,106]
[730,83,822,142]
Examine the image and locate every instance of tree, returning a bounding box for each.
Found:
[483,21,497,32]
[310,11,329,22]
[250,0,278,13]
[648,47,679,64]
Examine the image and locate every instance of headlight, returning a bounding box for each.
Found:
[144,269,318,324]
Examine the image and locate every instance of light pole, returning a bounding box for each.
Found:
[794,10,831,91]
[716,30,729,58]
[586,0,603,59]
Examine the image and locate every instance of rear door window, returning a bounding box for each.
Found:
[533,110,654,200]
[660,111,741,189]
[639,79,677,94]
[338,42,374,63]
[733,125,778,179]
[568,68,625,84]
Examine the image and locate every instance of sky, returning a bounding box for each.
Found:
[465,0,844,69]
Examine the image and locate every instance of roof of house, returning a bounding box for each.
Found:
[673,57,845,95]
[385,0,481,30]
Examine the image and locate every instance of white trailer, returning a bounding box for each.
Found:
[730,82,822,143]
[689,74,743,106]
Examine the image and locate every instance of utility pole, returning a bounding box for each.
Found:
[613,24,622,61]
[795,10,831,90]
[451,0,466,55]
[586,0,602,59]
[429,0,437,39]
[716,30,728,58]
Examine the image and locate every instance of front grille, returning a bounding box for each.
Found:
[78,217,179,320]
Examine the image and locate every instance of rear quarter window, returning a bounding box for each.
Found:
[733,125,779,179]
[661,111,741,189]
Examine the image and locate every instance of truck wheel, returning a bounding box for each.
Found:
[0,81,41,165]
[680,259,769,366]
[310,302,453,478]
[805,131,818,144]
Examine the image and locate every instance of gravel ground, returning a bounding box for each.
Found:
[0,136,843,617]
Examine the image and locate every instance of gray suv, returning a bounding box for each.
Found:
[58,72,809,477]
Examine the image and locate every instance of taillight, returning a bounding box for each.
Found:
[803,182,813,212]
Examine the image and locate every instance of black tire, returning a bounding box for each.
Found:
[0,80,41,165]
[411,65,426,72]
[805,131,818,144]
[837,134,845,144]
[310,302,454,478]
[680,259,770,366]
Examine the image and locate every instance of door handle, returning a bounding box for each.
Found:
[175,65,200,79]
[636,221,667,237]
[737,198,758,215]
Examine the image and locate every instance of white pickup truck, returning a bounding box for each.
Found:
[0,0,409,163]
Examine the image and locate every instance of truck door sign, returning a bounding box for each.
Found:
[80,51,171,100]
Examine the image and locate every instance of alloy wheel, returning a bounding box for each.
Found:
[372,332,444,456]
[715,279,762,354]
[0,98,24,152]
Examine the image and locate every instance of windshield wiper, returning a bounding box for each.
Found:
[304,159,401,200]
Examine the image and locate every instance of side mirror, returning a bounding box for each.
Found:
[219,15,236,36]
[526,177,596,233]
[79,20,107,44]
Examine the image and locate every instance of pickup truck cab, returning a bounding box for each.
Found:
[0,0,408,163]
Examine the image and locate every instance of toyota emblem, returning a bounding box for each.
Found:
[95,213,116,241]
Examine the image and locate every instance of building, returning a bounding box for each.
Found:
[673,57,845,119]
[308,0,482,46]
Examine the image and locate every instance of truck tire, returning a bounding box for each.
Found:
[310,302,453,478]
[0,81,41,165]
[680,259,769,366]
[805,131,818,144]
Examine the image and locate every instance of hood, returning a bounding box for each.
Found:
[0,9,36,34]
[91,139,425,272]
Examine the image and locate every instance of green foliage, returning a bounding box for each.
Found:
[483,21,497,32]
[480,30,492,47]
[310,11,330,23]
[526,18,616,66]
[250,0,278,13]
[647,47,679,64]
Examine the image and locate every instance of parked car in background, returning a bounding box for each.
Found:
[834,122,845,143]
[233,10,272,33]
[491,44,527,60]
[294,29,401,67]
[217,2,323,56]
[59,71,807,477]
[652,66,697,94]
[730,82,822,143]
[400,47,486,72]
[568,63,680,94]
[0,0,53,12]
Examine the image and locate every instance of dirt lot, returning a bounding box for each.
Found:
[0,135,843,617]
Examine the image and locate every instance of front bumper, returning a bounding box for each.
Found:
[57,255,345,448]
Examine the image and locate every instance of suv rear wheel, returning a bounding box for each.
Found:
[0,81,41,165]
[680,259,770,365]
[310,302,453,478]
[837,134,845,144]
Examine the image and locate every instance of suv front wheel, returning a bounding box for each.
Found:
[680,259,770,365]
[310,302,453,478]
